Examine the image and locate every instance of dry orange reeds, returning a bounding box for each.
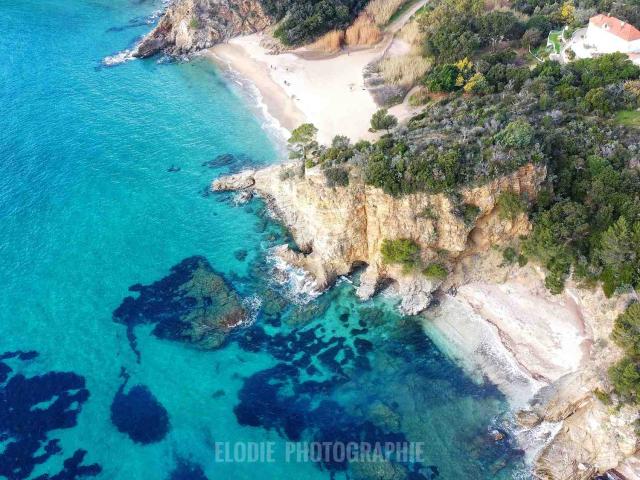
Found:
[345,14,382,46]
[309,29,345,52]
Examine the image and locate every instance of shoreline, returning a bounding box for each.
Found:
[208,34,383,145]
[205,44,305,140]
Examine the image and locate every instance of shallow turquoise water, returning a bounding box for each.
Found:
[0,1,527,479]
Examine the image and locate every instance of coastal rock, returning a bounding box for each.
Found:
[213,162,545,313]
[355,265,379,300]
[135,0,271,58]
[212,169,256,191]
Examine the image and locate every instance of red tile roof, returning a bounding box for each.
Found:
[590,14,640,41]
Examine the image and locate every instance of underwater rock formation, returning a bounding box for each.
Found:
[0,351,100,480]
[113,256,247,360]
[110,370,170,445]
[169,458,209,480]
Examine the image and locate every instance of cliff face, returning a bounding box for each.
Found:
[213,162,545,313]
[134,0,271,58]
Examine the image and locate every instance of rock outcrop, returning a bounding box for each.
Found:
[134,0,271,58]
[213,162,545,313]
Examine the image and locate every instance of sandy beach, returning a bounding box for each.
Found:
[209,34,384,145]
[422,261,595,409]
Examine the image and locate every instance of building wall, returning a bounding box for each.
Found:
[586,23,636,53]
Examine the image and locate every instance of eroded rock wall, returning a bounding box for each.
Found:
[135,0,271,58]
[213,162,545,313]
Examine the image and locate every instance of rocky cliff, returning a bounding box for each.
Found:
[134,0,271,58]
[213,162,545,314]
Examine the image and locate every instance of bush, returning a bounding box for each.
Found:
[323,167,350,187]
[423,262,448,280]
[463,72,491,95]
[370,109,398,131]
[503,246,518,264]
[517,254,528,267]
[459,203,480,226]
[593,388,612,405]
[425,64,460,92]
[409,88,431,106]
[497,191,526,220]
[495,120,535,149]
[609,357,640,403]
[381,239,421,270]
[612,303,640,359]
[268,0,367,46]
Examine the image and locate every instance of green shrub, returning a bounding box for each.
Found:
[517,254,528,267]
[423,262,448,280]
[593,388,612,405]
[612,303,640,359]
[323,167,350,187]
[502,246,517,264]
[497,191,526,220]
[381,239,421,270]
[460,203,480,226]
[409,89,431,106]
[609,357,640,403]
[425,64,460,92]
[370,109,398,132]
[268,0,365,46]
[418,206,439,220]
[494,119,534,149]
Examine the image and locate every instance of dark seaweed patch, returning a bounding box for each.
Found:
[168,458,208,480]
[110,370,170,444]
[33,450,102,480]
[201,153,253,172]
[113,256,247,361]
[234,249,248,262]
[0,352,100,480]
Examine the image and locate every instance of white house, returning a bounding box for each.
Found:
[586,14,640,55]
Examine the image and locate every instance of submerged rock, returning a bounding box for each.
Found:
[113,256,247,360]
[110,372,170,445]
[169,458,208,480]
[0,351,100,480]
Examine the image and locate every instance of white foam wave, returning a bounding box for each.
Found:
[102,49,136,67]
[241,294,262,327]
[266,248,321,304]
[204,51,289,156]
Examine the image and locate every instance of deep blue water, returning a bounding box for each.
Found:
[0,1,527,479]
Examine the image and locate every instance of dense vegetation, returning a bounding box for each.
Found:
[610,303,640,404]
[262,0,369,45]
[380,238,421,271]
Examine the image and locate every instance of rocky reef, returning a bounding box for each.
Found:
[134,0,271,58]
[213,163,544,314]
[113,256,248,361]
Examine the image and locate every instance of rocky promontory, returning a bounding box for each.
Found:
[213,162,545,314]
[134,0,271,58]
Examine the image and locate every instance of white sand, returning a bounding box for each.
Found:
[423,279,589,408]
[210,34,382,145]
[207,0,429,145]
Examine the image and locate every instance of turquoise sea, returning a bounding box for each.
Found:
[0,1,528,479]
